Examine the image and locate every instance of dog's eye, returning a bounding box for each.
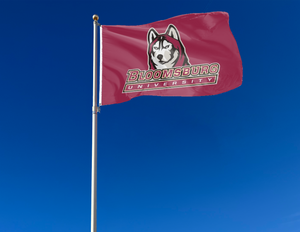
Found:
[154,47,159,50]
[164,45,170,49]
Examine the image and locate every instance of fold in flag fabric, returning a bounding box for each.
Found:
[100,12,242,106]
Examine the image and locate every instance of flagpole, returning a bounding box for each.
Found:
[91,14,99,232]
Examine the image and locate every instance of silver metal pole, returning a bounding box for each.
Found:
[91,14,99,232]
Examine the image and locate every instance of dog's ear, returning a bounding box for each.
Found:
[166,25,179,40]
[148,28,158,44]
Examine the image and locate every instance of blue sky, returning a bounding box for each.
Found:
[0,0,300,232]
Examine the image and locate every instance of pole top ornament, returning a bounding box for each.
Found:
[93,15,99,21]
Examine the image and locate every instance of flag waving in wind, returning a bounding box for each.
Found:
[100,12,243,105]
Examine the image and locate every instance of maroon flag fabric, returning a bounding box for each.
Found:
[101,12,242,106]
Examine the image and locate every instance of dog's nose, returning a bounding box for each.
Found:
[157,54,163,60]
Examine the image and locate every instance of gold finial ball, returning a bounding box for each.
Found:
[93,15,99,21]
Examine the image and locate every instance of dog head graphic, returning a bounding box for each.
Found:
[147,24,190,70]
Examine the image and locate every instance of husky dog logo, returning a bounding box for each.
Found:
[122,24,220,93]
[147,24,190,70]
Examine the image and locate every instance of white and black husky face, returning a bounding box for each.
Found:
[147,24,190,69]
[148,25,181,69]
[151,39,177,65]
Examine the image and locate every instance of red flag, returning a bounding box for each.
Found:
[100,12,242,105]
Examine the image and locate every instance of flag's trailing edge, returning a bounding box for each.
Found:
[100,12,242,106]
